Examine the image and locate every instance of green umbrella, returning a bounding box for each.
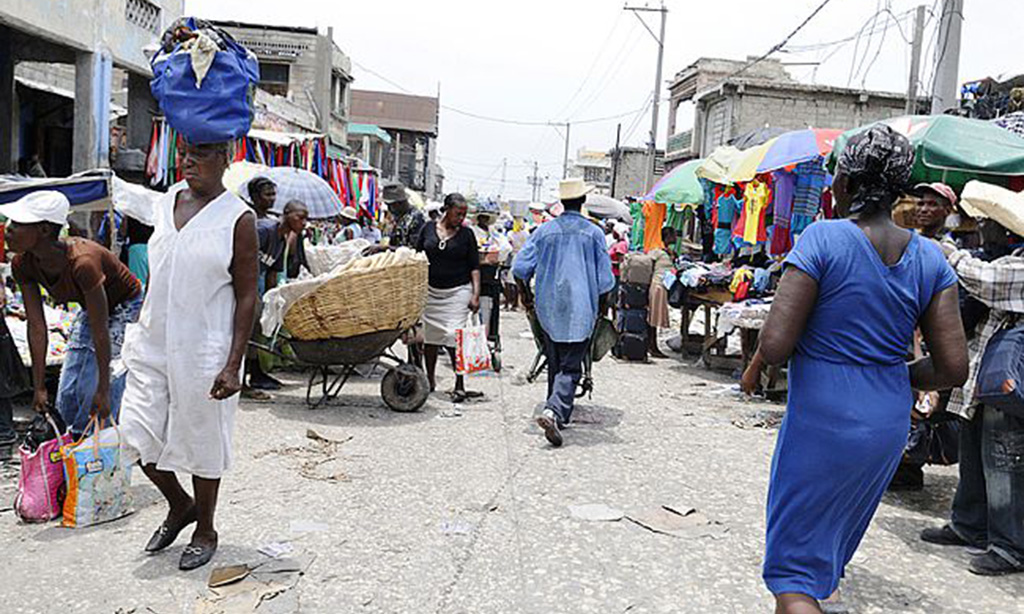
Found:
[644,158,705,205]
[829,115,1024,191]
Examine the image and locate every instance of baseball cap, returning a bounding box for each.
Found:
[0,191,70,225]
[912,182,958,207]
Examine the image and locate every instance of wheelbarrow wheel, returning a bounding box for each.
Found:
[381,363,430,413]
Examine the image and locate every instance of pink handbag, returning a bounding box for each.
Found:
[14,415,72,523]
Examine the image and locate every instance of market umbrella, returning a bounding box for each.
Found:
[756,128,844,173]
[728,126,788,150]
[228,164,344,219]
[644,158,704,206]
[697,146,746,185]
[584,193,632,224]
[829,115,1024,191]
[223,161,269,196]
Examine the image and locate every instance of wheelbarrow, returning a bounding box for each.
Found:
[524,310,617,399]
[265,328,430,412]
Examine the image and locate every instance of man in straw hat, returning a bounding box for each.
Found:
[513,178,614,448]
[920,181,1024,577]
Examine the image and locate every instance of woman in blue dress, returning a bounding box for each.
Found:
[752,125,969,613]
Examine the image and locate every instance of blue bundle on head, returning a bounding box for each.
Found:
[150,17,260,144]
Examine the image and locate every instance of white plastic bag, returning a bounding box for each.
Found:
[455,316,491,375]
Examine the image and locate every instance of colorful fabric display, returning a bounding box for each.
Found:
[790,160,828,238]
[713,186,743,255]
[770,171,797,256]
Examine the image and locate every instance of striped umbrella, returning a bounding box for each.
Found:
[235,165,345,220]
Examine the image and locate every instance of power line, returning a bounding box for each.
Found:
[548,12,625,122]
[720,0,840,85]
[353,59,653,129]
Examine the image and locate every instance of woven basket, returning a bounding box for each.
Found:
[284,258,428,341]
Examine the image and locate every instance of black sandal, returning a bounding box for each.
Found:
[145,505,197,553]
[179,535,218,571]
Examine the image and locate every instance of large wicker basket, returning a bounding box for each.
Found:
[283,256,428,341]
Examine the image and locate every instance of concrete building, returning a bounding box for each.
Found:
[610,146,664,201]
[568,148,612,194]
[212,21,354,155]
[350,89,441,198]
[665,57,925,166]
[0,0,185,174]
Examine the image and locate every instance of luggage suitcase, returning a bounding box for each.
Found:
[615,332,648,362]
[621,253,654,286]
[617,309,649,335]
[619,282,649,309]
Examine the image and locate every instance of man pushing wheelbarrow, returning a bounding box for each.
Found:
[513,179,615,448]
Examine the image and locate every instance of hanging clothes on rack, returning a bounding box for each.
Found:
[790,159,829,238]
[642,201,667,252]
[770,170,797,256]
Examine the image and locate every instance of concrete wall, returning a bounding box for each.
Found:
[613,149,664,200]
[695,83,913,157]
[0,0,184,74]
[218,23,352,149]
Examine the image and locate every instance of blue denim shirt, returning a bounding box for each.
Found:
[513,211,615,343]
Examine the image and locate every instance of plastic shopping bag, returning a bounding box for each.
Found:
[61,418,133,528]
[14,414,72,523]
[455,317,491,376]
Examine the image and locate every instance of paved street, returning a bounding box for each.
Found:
[1,311,1021,613]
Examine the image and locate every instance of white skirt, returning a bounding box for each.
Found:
[422,284,473,348]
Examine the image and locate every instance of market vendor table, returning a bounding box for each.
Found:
[679,293,786,398]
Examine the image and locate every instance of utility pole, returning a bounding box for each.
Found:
[611,123,622,199]
[931,0,964,114]
[500,157,507,199]
[527,161,543,202]
[905,5,927,115]
[625,0,668,193]
[562,122,571,179]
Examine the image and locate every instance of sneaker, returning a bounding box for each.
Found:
[536,409,563,448]
[969,552,1024,576]
[920,525,972,547]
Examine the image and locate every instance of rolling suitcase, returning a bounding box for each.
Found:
[617,308,649,335]
[619,282,649,309]
[615,332,648,362]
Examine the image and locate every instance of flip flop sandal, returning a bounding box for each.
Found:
[464,390,485,399]
[450,390,468,403]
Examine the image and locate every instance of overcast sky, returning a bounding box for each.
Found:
[188,0,1022,200]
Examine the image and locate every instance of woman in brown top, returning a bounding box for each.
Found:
[1,191,142,436]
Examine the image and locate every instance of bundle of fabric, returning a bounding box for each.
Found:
[150,18,259,144]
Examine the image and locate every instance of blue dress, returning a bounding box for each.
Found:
[763,220,957,599]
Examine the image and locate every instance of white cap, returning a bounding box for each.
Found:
[0,191,70,226]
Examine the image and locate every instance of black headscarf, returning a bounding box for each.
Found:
[837,124,915,214]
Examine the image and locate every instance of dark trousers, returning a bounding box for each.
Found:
[0,396,13,441]
[544,338,589,425]
[951,406,1024,566]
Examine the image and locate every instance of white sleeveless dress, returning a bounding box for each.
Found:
[120,184,251,480]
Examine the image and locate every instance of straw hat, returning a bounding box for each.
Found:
[340,206,359,221]
[558,178,594,201]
